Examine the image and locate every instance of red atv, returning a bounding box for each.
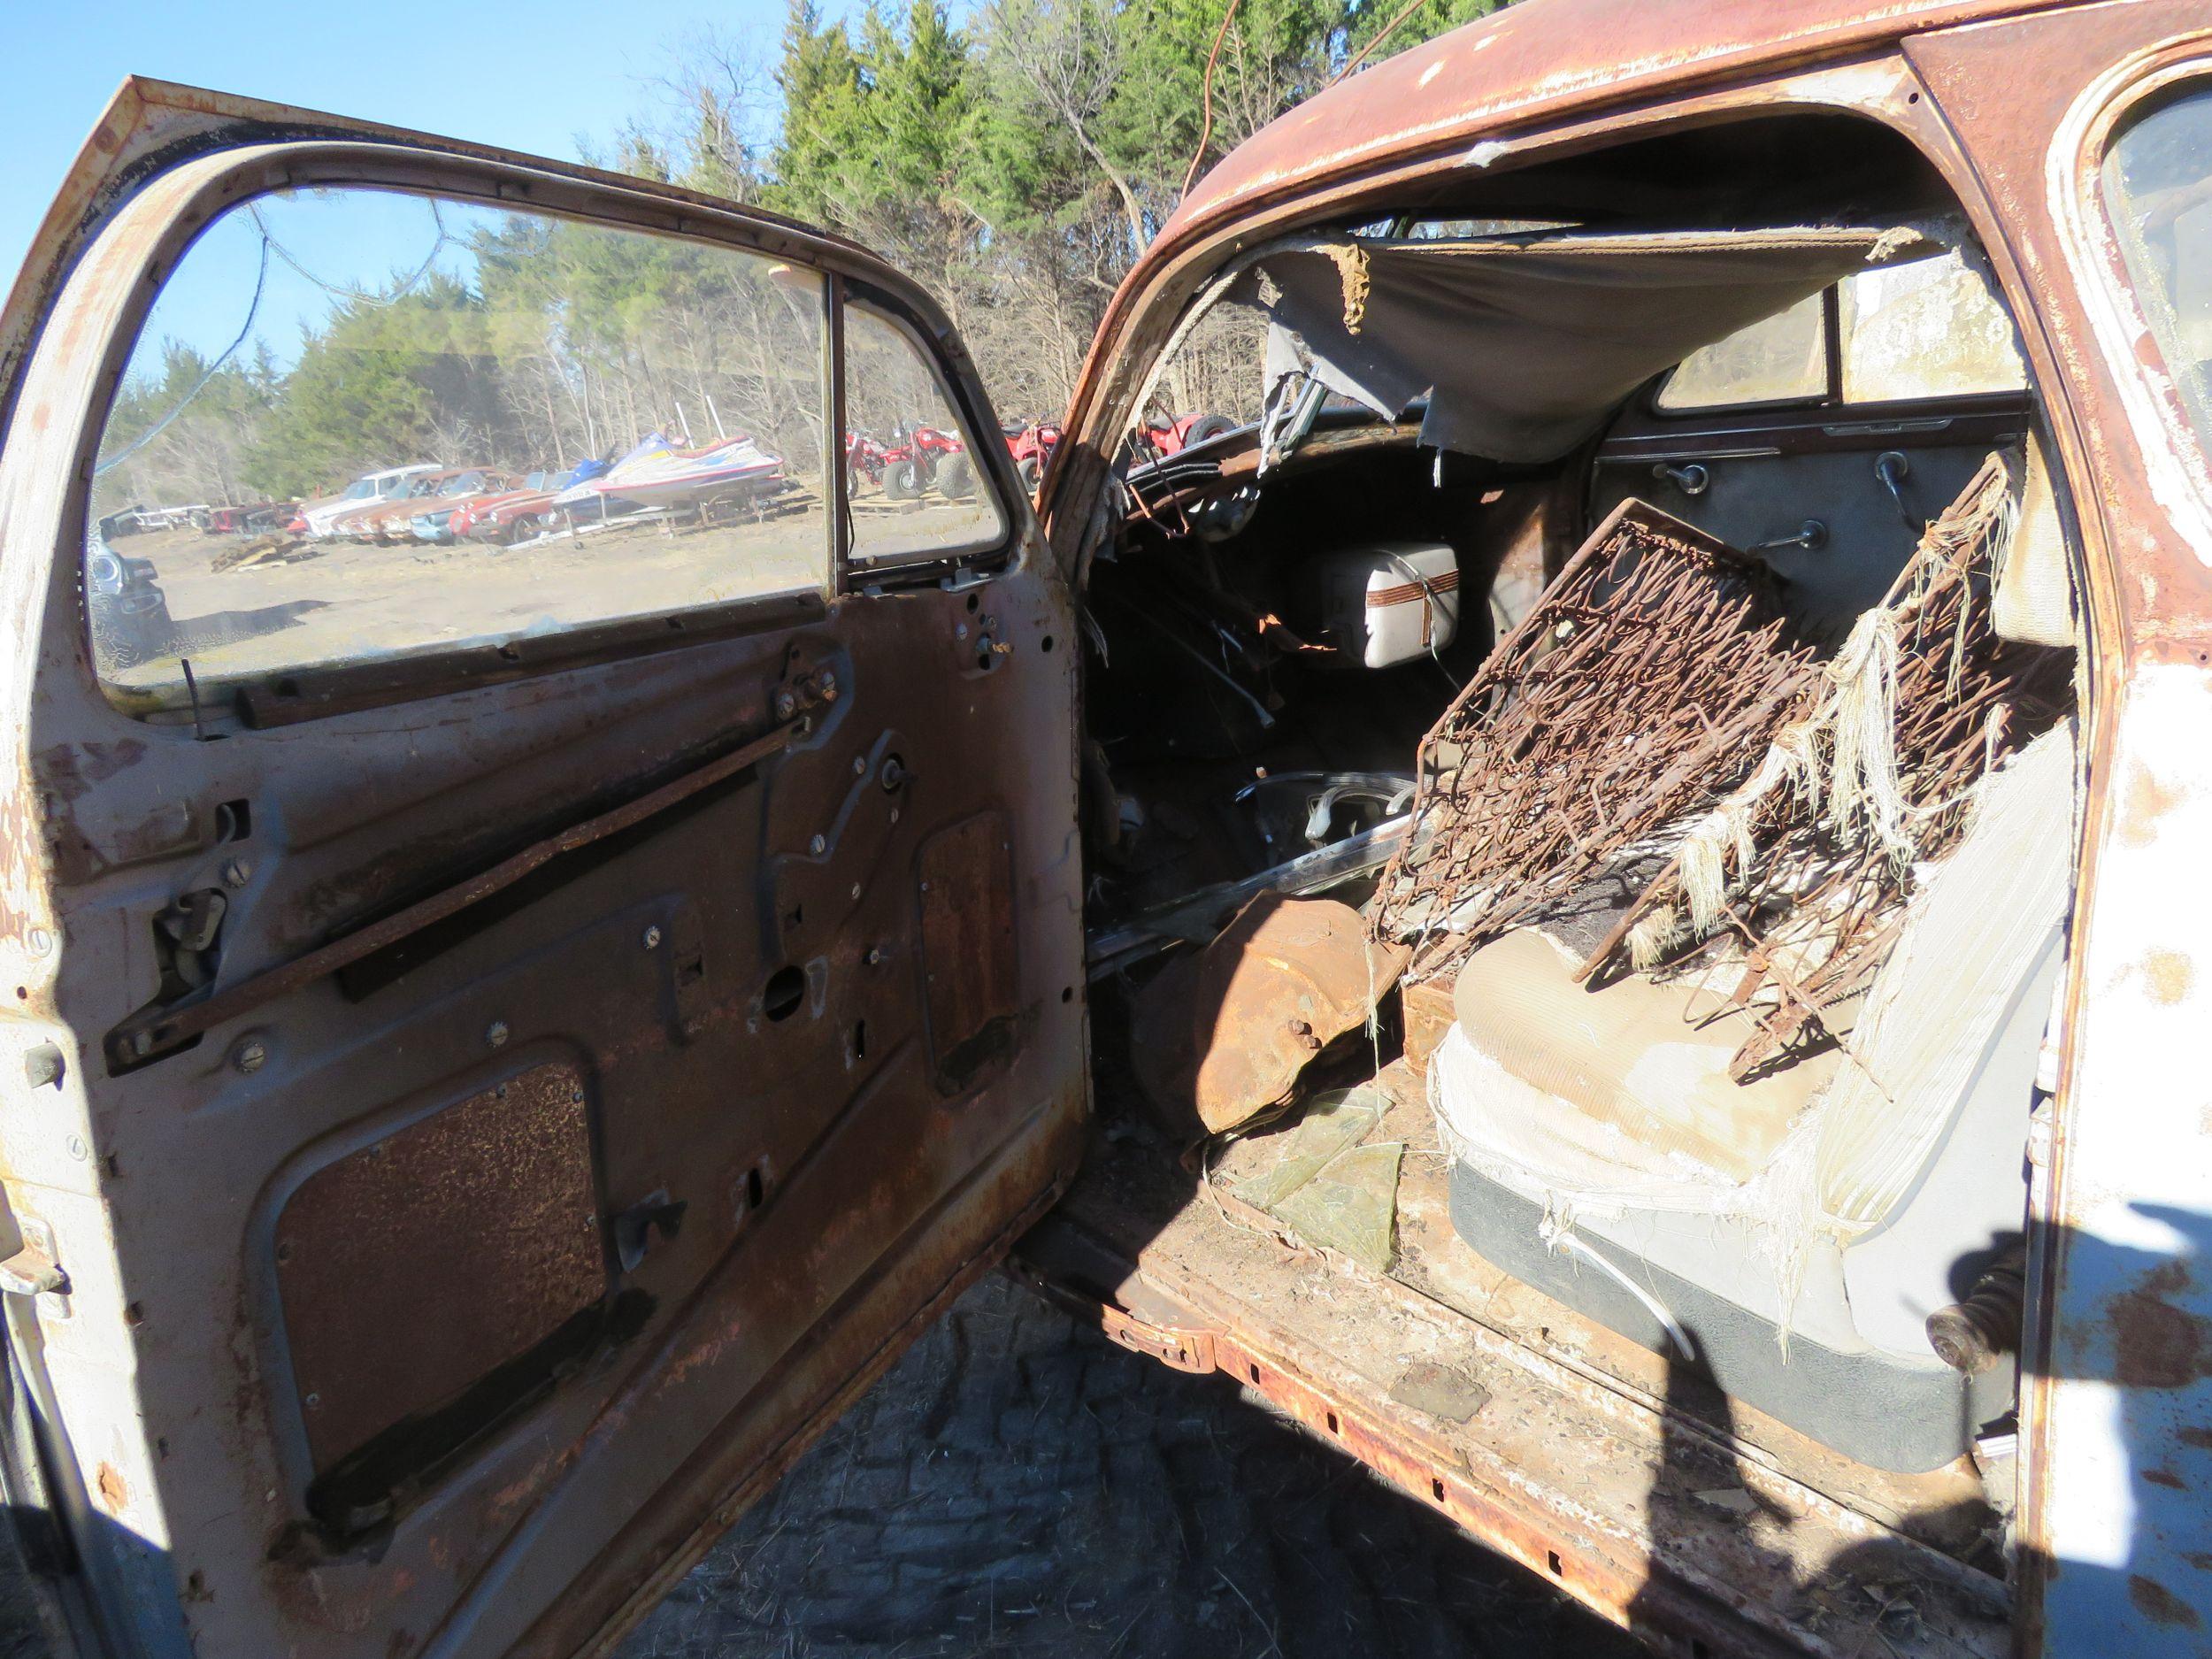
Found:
[1002,419,1064,492]
[880,423,976,501]
[844,431,891,493]
[1133,411,1237,463]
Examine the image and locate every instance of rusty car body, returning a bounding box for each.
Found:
[2,0,2210,1654]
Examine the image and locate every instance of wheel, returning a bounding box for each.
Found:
[1018,456,1042,493]
[1182,413,1235,447]
[937,454,977,500]
[884,459,925,500]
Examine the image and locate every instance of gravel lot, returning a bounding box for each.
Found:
[617,1274,1638,1659]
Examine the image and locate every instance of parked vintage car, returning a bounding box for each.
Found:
[6,4,2212,1655]
[291,462,440,537]
[399,469,523,544]
[444,464,606,545]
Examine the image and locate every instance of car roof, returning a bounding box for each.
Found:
[1161,0,2078,246]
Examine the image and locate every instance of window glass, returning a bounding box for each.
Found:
[843,303,1008,564]
[2103,87,2212,459]
[1655,292,1827,410]
[1839,250,2026,403]
[88,187,829,710]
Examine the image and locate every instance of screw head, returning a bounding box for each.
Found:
[809,834,826,856]
[486,1020,510,1048]
[641,926,663,950]
[26,927,52,957]
[303,1393,321,1411]
[232,1037,267,1075]
[774,689,798,719]
[65,1134,88,1162]
[853,756,867,776]
[956,623,969,641]
[220,859,252,889]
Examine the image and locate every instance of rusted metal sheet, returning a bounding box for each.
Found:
[916,810,1020,1093]
[0,76,1083,1659]
[104,714,803,1070]
[1016,1171,2011,1659]
[1131,891,1407,1135]
[275,1061,604,1477]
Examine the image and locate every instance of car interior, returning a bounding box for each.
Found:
[1064,109,2080,1568]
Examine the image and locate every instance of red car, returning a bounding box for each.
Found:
[447,467,585,546]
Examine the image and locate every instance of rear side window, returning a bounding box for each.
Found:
[2102,85,2212,465]
[1656,250,2026,412]
[88,186,830,712]
[1655,292,1826,409]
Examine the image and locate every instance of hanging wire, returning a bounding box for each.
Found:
[96,197,457,480]
[249,197,455,307]
[1181,0,1244,199]
[93,234,272,477]
[1332,0,1430,85]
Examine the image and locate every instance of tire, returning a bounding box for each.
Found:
[1182,413,1235,448]
[884,459,925,500]
[1018,456,1042,493]
[937,454,977,501]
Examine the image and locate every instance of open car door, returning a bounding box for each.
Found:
[0,81,1084,1658]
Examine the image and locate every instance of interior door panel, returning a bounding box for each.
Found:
[0,82,1083,1659]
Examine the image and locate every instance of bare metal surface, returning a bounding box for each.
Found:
[1130,893,1406,1137]
[1035,1070,2014,1659]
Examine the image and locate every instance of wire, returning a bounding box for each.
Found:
[97,196,456,480]
[249,197,455,307]
[1333,0,1430,85]
[94,234,272,477]
[1182,0,1243,199]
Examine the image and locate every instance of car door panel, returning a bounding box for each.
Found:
[0,82,1083,1658]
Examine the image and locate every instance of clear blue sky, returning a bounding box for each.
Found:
[0,0,811,302]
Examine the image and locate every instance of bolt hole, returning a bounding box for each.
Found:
[976,650,996,672]
[1908,90,1921,104]
[12,987,23,1001]
[1325,1410,1340,1435]
[1041,635,1055,653]
[1061,986,1074,1003]
[966,593,980,612]
[1248,1363,1261,1383]
[125,1302,144,1326]
[1691,1643,1711,1659]
[763,965,805,1022]
[746,1165,765,1210]
[851,1019,868,1060]
[1431,1477,1446,1502]
[1546,1550,1563,1576]
[186,1571,204,1595]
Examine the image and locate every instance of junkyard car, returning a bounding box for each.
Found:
[293,462,441,538]
[3,3,2209,1653]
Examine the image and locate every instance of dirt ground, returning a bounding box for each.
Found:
[615,1273,1639,1659]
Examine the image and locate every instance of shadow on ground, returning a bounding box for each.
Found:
[618,1274,1640,1659]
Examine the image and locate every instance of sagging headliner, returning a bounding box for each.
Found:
[1160,0,2085,250]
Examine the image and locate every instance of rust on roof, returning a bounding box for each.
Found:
[1161,0,2085,249]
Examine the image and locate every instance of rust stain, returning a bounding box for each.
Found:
[2110,1261,2212,1389]
[2139,949,2194,1007]
[2178,1425,2212,1450]
[2143,1467,2188,1490]
[2120,762,2182,847]
[2186,1551,2212,1572]
[95,1461,127,1512]
[2131,1574,2203,1630]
